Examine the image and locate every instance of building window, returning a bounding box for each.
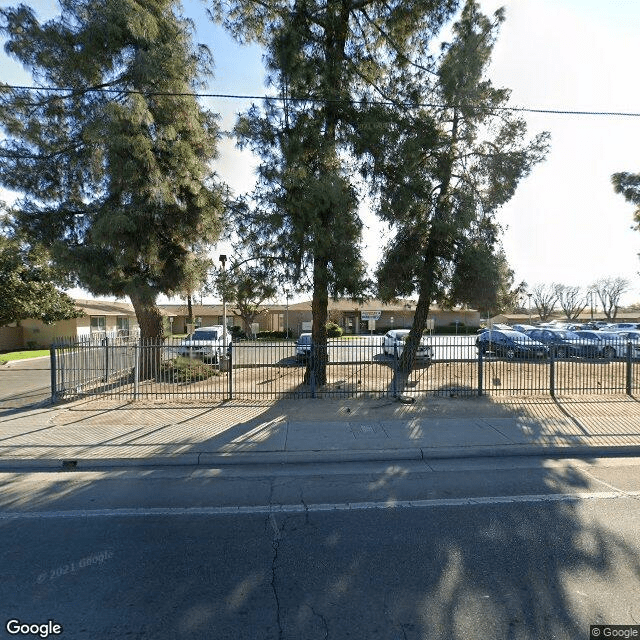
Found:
[90,316,106,335]
[116,316,130,336]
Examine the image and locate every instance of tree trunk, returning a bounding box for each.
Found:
[186,294,193,326]
[399,252,436,374]
[129,290,164,381]
[400,110,459,374]
[305,255,329,386]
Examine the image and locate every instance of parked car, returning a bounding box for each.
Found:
[176,326,231,362]
[572,330,627,359]
[382,329,434,361]
[295,332,312,361]
[512,324,536,333]
[524,328,584,358]
[476,330,548,360]
[612,331,640,358]
[608,323,640,331]
[477,323,512,333]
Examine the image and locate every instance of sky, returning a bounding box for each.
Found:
[1,0,639,307]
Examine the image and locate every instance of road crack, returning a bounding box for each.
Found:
[305,604,329,640]
[269,512,284,639]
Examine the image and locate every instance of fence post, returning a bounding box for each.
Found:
[133,342,140,400]
[392,343,398,398]
[549,348,555,398]
[626,340,633,396]
[228,343,233,401]
[477,346,483,397]
[310,343,316,398]
[103,336,110,383]
[50,345,58,403]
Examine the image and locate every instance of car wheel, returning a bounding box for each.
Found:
[505,348,516,360]
[602,346,615,359]
[556,347,567,359]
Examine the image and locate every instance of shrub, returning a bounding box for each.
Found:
[161,357,219,383]
[256,330,288,340]
[326,322,343,337]
[229,326,247,340]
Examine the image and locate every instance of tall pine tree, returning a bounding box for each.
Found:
[0,0,223,349]
[361,0,549,371]
[211,0,457,384]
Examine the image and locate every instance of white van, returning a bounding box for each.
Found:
[176,326,231,362]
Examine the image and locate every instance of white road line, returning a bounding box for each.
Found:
[1,491,640,520]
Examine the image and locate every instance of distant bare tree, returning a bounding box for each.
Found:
[532,284,558,321]
[590,277,630,320]
[554,284,587,320]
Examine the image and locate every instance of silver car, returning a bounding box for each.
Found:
[382,329,433,361]
[176,326,231,362]
[295,333,312,361]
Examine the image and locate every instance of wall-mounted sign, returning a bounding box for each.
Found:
[361,311,381,320]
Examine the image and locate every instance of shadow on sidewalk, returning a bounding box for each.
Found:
[2,387,640,638]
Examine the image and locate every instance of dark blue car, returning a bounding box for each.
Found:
[476,330,549,360]
[524,329,584,358]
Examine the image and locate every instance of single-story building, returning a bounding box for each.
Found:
[0,299,140,350]
[159,299,480,337]
[0,296,480,351]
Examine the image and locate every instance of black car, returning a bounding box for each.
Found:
[572,331,628,359]
[524,328,584,358]
[476,330,549,360]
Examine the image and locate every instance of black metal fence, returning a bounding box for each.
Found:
[50,336,640,402]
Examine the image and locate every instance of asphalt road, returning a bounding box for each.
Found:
[2,456,640,639]
[0,358,51,412]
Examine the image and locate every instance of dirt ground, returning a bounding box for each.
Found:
[80,357,639,401]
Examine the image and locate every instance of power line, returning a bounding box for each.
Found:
[2,84,640,118]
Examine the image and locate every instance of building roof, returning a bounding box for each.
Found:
[74,299,136,316]
[287,298,471,312]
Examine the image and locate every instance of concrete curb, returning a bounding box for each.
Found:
[2,443,640,472]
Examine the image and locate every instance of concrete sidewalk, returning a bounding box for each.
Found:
[2,393,640,470]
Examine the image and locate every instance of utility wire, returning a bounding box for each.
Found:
[2,84,640,118]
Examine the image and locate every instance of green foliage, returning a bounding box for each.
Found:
[0,0,223,339]
[209,262,278,335]
[255,330,289,340]
[0,232,82,326]
[325,322,343,337]
[360,0,549,368]
[612,172,640,225]
[229,325,247,340]
[0,349,50,363]
[446,244,524,315]
[161,357,220,384]
[214,0,458,370]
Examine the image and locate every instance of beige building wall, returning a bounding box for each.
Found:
[0,326,24,351]
[21,318,80,347]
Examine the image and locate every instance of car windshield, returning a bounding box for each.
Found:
[555,331,579,339]
[500,330,528,339]
[298,334,311,344]
[192,331,218,340]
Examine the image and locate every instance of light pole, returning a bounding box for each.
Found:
[219,254,227,352]
[589,292,594,322]
[527,293,532,324]
[285,289,290,339]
